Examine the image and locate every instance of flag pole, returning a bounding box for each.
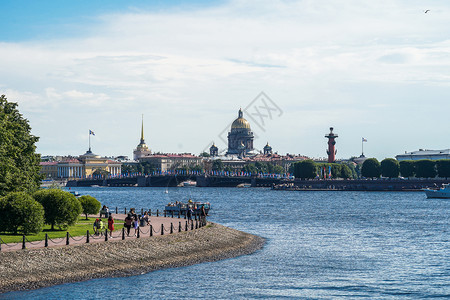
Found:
[361,138,363,156]
[89,130,91,152]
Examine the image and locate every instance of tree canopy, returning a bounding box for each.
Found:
[33,189,82,230]
[361,158,381,178]
[0,192,44,234]
[414,160,436,178]
[436,160,450,178]
[381,158,400,178]
[0,95,42,196]
[78,195,101,220]
[399,160,415,178]
[294,160,316,179]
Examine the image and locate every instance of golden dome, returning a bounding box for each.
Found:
[231,109,251,130]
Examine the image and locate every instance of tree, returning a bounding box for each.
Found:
[200,152,210,157]
[361,158,381,178]
[399,160,415,178]
[92,168,110,177]
[212,159,224,171]
[33,189,82,230]
[0,95,42,196]
[0,192,44,234]
[414,160,436,178]
[381,158,400,178]
[340,164,352,179]
[436,160,450,178]
[78,195,101,220]
[294,160,316,179]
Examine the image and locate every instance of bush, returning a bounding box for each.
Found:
[33,189,82,230]
[340,164,353,179]
[399,160,415,178]
[436,160,450,178]
[294,160,316,179]
[0,192,44,234]
[414,160,436,178]
[78,195,101,220]
[361,158,381,178]
[381,158,400,178]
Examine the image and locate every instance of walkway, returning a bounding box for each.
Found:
[0,213,203,252]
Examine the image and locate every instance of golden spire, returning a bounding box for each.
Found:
[140,114,145,144]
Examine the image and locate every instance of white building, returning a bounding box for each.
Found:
[396,149,450,161]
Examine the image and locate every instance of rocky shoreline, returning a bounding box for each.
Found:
[0,223,265,294]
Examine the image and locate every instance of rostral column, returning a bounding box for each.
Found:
[325,127,338,163]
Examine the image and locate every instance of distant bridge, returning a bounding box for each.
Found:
[66,175,284,188]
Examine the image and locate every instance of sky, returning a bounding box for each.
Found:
[1,0,449,160]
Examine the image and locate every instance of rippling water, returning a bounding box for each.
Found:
[3,187,449,299]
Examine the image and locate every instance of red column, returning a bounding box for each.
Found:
[325,127,338,163]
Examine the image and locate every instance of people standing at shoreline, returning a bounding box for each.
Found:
[200,205,207,226]
[108,215,114,237]
[143,211,150,225]
[124,214,133,236]
[133,215,139,236]
[187,206,193,224]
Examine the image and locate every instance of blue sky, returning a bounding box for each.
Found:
[1,0,449,160]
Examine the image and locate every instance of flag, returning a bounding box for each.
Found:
[362,137,367,142]
[89,130,95,136]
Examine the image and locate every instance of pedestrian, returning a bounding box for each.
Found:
[143,211,150,225]
[200,205,207,226]
[98,218,105,236]
[187,205,193,223]
[124,214,133,236]
[93,218,99,236]
[133,215,139,236]
[108,215,114,237]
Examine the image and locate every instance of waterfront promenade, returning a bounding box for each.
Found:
[0,213,200,252]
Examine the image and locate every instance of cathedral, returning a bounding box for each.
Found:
[226,108,255,156]
[133,116,151,160]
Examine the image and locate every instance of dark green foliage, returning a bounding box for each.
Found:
[0,95,42,196]
[294,160,316,179]
[78,195,101,220]
[381,158,400,178]
[436,160,450,178]
[212,159,223,171]
[399,160,415,178]
[414,160,436,178]
[361,158,381,178]
[242,162,284,174]
[92,168,110,177]
[200,152,210,157]
[33,189,82,230]
[0,192,44,234]
[122,161,157,174]
[340,164,353,179]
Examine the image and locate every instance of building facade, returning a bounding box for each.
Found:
[227,109,255,156]
[396,149,450,161]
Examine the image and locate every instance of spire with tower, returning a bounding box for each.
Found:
[325,127,338,163]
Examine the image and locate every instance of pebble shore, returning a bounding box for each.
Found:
[0,223,264,293]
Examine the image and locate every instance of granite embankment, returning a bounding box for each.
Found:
[0,223,264,293]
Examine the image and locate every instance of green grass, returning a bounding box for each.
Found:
[0,217,121,244]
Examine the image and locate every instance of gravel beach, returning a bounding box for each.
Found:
[0,223,264,293]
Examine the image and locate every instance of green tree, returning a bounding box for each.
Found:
[272,165,284,174]
[294,160,316,179]
[33,189,82,230]
[414,160,436,178]
[92,168,110,177]
[399,160,415,178]
[0,95,42,196]
[340,164,352,179]
[243,163,258,174]
[200,152,210,157]
[436,160,450,178]
[78,195,101,220]
[361,158,381,178]
[0,192,44,234]
[212,159,224,171]
[381,158,400,178]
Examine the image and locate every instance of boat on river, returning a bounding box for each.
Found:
[165,201,211,216]
[423,184,450,199]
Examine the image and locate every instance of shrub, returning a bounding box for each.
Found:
[414,160,436,178]
[33,189,82,230]
[361,158,381,178]
[436,160,450,178]
[381,158,400,178]
[294,160,316,179]
[0,192,44,234]
[399,160,415,178]
[78,195,101,220]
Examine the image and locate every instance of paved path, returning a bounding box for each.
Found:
[0,213,203,252]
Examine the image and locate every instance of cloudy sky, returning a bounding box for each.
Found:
[1,0,449,160]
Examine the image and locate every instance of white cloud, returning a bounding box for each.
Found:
[1,0,450,159]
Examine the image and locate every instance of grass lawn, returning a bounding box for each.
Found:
[0,217,123,244]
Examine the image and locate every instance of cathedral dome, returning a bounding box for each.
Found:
[231,109,251,130]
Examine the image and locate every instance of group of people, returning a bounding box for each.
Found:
[123,209,150,236]
[93,215,115,237]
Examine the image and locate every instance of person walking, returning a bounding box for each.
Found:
[108,215,114,237]
[187,206,193,224]
[124,214,133,236]
[93,218,99,236]
[200,205,207,226]
[133,215,139,236]
[98,218,105,236]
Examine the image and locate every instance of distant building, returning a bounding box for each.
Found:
[227,109,256,156]
[209,143,219,157]
[396,149,450,161]
[133,116,152,160]
[40,149,121,179]
[138,153,202,172]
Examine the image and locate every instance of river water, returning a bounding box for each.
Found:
[3,187,449,299]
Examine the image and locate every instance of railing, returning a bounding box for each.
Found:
[0,216,207,252]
